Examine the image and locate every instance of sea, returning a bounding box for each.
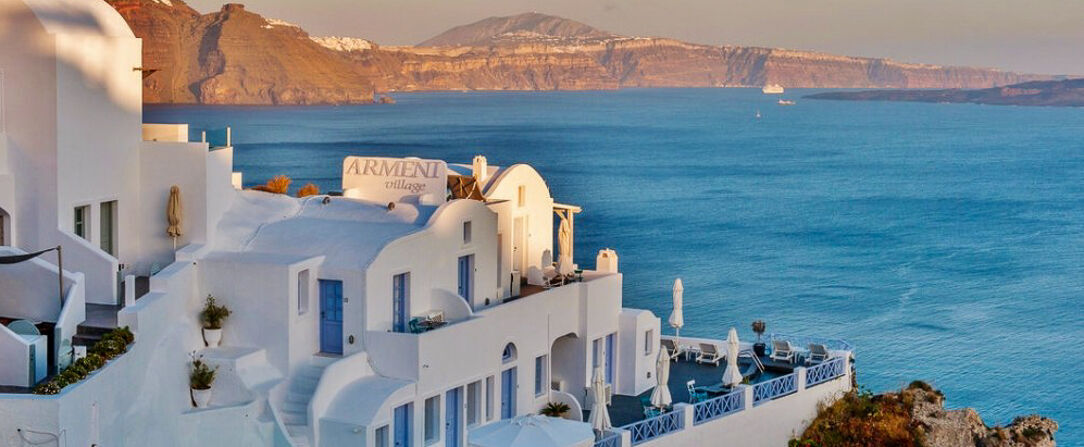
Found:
[146,88,1084,444]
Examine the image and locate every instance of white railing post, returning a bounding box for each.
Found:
[619,428,632,447]
[796,366,807,392]
[124,274,136,307]
[741,384,754,410]
[674,402,694,430]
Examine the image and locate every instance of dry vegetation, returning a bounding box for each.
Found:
[793,382,939,447]
[251,175,292,195]
[296,183,319,197]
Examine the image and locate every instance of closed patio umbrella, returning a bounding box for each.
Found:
[166,185,183,249]
[668,278,684,352]
[722,327,743,387]
[557,215,573,276]
[650,346,672,408]
[588,366,612,434]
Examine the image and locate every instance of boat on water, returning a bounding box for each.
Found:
[762,84,785,94]
[778,99,796,106]
[755,110,762,118]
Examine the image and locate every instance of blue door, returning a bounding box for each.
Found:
[394,403,412,447]
[319,280,343,355]
[445,388,461,447]
[457,255,473,308]
[605,333,615,384]
[500,367,517,419]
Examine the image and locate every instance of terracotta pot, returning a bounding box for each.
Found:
[191,387,212,408]
[203,328,223,347]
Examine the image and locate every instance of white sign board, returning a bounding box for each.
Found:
[342,156,448,204]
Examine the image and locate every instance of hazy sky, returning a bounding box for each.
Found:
[184,0,1084,74]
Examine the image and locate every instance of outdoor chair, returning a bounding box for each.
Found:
[660,339,680,361]
[639,395,662,418]
[770,340,797,364]
[696,342,722,366]
[686,380,708,403]
[408,318,424,334]
[806,343,831,365]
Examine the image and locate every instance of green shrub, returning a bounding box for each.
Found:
[189,352,217,390]
[539,402,571,417]
[31,328,135,395]
[200,295,231,330]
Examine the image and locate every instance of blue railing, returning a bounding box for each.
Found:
[622,409,684,445]
[693,388,744,425]
[752,373,798,406]
[769,333,853,352]
[594,430,622,447]
[806,357,846,387]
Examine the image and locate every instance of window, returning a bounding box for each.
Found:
[501,343,517,363]
[73,205,89,240]
[393,272,410,333]
[485,376,495,422]
[467,381,481,426]
[644,330,654,356]
[534,355,548,397]
[462,221,472,244]
[592,338,602,368]
[297,269,310,315]
[517,185,526,207]
[605,333,615,384]
[423,395,440,444]
[375,425,389,447]
[99,200,117,256]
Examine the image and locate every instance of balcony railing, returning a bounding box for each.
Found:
[622,409,683,445]
[806,357,847,387]
[693,388,744,425]
[752,373,798,406]
[594,430,622,447]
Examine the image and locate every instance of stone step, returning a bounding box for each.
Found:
[281,409,307,425]
[285,392,312,405]
[282,400,308,415]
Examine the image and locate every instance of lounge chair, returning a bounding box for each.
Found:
[770,340,797,364]
[806,343,830,365]
[686,380,708,403]
[696,343,722,366]
[660,339,680,361]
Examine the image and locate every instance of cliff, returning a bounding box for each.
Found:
[108,0,375,104]
[805,78,1084,107]
[795,382,1058,447]
[111,3,1053,105]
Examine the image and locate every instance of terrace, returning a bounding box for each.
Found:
[591,334,853,447]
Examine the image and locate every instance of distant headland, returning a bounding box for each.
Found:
[805,78,1084,108]
[108,0,1055,105]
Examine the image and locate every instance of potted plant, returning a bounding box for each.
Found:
[539,402,571,418]
[200,295,231,347]
[189,352,217,408]
[752,320,767,356]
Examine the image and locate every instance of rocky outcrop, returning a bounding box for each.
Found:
[796,382,1058,447]
[807,78,1084,107]
[108,0,375,105]
[110,3,1053,105]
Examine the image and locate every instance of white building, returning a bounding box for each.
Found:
[0,1,854,447]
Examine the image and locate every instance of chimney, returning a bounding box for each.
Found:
[472,155,488,184]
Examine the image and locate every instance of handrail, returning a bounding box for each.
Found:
[806,357,847,387]
[752,373,798,406]
[739,348,765,372]
[769,333,853,352]
[693,388,743,425]
[621,408,683,445]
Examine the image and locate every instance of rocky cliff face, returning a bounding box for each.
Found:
[111,4,1052,105]
[109,0,375,104]
[797,382,1058,447]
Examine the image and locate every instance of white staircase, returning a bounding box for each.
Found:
[281,356,335,446]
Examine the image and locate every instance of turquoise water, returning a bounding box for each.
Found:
[146,89,1084,443]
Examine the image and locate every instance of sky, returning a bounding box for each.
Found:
[183,0,1084,75]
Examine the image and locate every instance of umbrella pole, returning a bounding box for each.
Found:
[674,328,680,359]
